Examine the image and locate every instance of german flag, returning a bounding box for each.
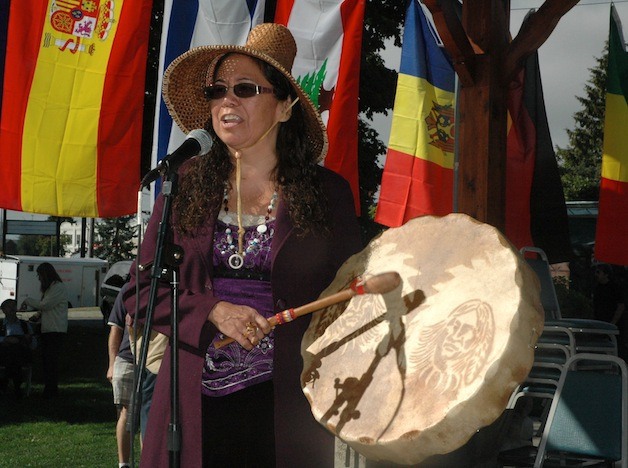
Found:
[0,0,152,217]
[507,50,572,264]
[595,6,628,266]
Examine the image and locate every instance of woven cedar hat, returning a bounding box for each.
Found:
[162,23,328,162]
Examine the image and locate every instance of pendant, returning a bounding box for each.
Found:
[228,253,244,269]
[257,224,268,234]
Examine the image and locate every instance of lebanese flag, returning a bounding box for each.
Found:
[0,0,152,217]
[275,0,365,214]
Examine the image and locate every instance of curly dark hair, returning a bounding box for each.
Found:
[173,54,329,236]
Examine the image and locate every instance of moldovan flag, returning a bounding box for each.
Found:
[0,0,152,217]
[375,0,455,226]
[275,0,365,214]
[595,6,628,266]
[153,1,265,177]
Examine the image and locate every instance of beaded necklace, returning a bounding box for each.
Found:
[223,187,277,269]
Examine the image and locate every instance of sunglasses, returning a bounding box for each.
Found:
[204,83,275,100]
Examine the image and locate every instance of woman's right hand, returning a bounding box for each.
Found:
[208,301,271,350]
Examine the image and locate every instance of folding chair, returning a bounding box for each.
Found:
[521,247,618,357]
[500,353,628,467]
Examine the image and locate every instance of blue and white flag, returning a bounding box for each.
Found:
[153,1,266,180]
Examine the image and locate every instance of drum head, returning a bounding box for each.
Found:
[301,214,543,465]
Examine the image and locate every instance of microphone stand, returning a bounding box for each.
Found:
[132,170,184,468]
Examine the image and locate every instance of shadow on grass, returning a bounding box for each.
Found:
[1,322,116,428]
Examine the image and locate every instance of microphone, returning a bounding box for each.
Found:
[141,129,213,188]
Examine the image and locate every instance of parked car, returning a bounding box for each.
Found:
[100,260,132,323]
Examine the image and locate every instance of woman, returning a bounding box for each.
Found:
[21,262,68,398]
[125,24,362,467]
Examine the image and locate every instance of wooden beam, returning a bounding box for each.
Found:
[423,0,476,86]
[453,0,510,229]
[505,0,579,81]
[418,0,577,231]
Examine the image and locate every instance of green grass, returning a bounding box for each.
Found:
[0,321,124,467]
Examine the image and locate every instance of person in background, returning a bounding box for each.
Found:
[21,262,68,399]
[593,263,627,359]
[127,324,166,440]
[107,283,134,468]
[0,299,34,399]
[125,23,362,467]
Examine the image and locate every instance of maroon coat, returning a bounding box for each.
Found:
[124,166,362,467]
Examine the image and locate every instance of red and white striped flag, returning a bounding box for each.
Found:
[0,0,152,217]
[275,0,365,213]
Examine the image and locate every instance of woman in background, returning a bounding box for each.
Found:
[22,262,68,398]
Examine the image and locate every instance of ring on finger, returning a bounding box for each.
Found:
[245,321,257,336]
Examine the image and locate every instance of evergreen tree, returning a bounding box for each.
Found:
[357,0,405,242]
[12,216,73,256]
[93,215,137,263]
[556,46,608,201]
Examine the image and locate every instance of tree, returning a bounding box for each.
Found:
[93,215,138,263]
[357,1,405,241]
[11,215,74,256]
[556,46,608,201]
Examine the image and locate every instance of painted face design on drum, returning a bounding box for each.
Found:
[411,299,495,395]
[439,312,478,360]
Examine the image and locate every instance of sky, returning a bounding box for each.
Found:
[373,0,628,150]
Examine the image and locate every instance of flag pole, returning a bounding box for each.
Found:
[453,74,460,213]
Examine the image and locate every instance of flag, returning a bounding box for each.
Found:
[595,6,628,266]
[374,0,455,227]
[152,0,266,182]
[0,0,153,217]
[524,52,572,264]
[275,0,365,214]
[506,50,572,263]
[375,4,571,262]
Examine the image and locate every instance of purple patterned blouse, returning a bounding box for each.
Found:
[201,216,276,397]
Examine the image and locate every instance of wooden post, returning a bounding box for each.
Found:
[456,0,509,230]
[423,0,579,231]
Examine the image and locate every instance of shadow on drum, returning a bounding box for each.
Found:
[302,214,544,466]
[302,287,425,436]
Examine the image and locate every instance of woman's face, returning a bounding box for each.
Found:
[208,54,289,153]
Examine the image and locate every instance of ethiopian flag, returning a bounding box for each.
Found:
[596,6,628,266]
[0,0,152,218]
[375,0,455,226]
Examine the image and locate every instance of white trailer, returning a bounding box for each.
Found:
[0,255,109,309]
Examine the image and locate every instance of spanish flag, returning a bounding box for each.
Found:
[595,6,628,266]
[374,0,455,226]
[0,0,152,218]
